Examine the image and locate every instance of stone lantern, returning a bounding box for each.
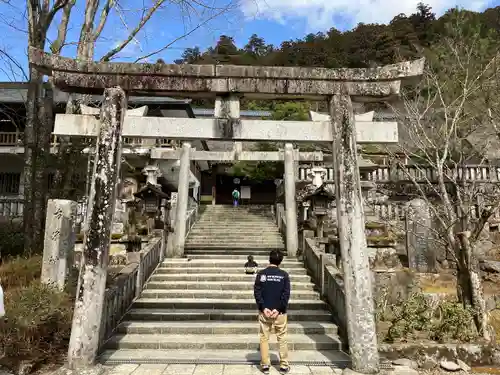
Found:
[134,183,170,234]
[303,184,335,239]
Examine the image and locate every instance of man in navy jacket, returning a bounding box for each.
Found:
[254,249,291,374]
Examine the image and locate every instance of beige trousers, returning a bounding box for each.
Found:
[258,312,289,368]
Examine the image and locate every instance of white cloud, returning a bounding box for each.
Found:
[240,0,490,30]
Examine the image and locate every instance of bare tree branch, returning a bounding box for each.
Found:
[134,3,231,62]
[99,0,165,62]
[50,0,75,54]
[93,0,114,40]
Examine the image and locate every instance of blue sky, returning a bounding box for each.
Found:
[0,0,498,81]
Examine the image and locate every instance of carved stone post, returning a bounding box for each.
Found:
[406,198,434,272]
[215,95,241,157]
[329,93,379,374]
[173,142,191,257]
[284,143,298,256]
[41,199,77,290]
[67,87,127,368]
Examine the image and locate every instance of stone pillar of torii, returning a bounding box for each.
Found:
[29,47,424,373]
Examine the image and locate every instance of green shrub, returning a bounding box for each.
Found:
[0,220,25,259]
[0,282,73,370]
[383,291,479,343]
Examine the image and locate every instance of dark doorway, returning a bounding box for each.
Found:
[215,174,276,205]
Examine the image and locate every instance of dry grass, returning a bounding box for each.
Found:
[0,256,74,373]
[0,255,42,289]
[488,309,500,343]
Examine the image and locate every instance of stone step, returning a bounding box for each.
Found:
[184,254,294,260]
[196,217,275,221]
[189,229,280,234]
[145,281,315,291]
[149,273,312,282]
[99,348,350,366]
[132,298,328,310]
[190,227,279,231]
[117,321,337,335]
[186,239,284,244]
[154,267,307,275]
[187,235,283,240]
[126,308,333,322]
[195,222,275,226]
[105,333,343,351]
[184,246,285,251]
[140,289,320,300]
[190,230,280,235]
[193,223,278,228]
[160,260,302,268]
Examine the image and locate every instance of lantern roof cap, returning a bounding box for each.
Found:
[303,183,335,201]
[134,182,170,200]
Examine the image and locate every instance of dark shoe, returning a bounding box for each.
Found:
[261,365,270,374]
[279,367,290,374]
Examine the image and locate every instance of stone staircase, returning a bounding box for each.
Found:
[100,205,349,366]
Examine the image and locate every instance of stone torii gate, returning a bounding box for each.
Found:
[150,105,398,257]
[29,47,424,373]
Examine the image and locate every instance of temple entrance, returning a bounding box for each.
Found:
[215,173,276,205]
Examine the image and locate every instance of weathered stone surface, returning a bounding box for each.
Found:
[439,360,460,372]
[48,365,109,375]
[330,93,379,374]
[456,359,471,372]
[29,47,424,81]
[41,199,77,290]
[28,48,425,99]
[172,142,191,257]
[151,149,325,162]
[379,342,500,367]
[342,368,364,375]
[284,143,299,256]
[387,366,419,375]
[480,259,500,273]
[67,87,127,368]
[392,359,418,369]
[418,356,438,370]
[53,72,404,99]
[53,115,399,143]
[405,199,434,273]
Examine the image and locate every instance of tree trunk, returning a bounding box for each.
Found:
[32,94,53,252]
[456,231,490,341]
[23,66,43,255]
[53,97,79,199]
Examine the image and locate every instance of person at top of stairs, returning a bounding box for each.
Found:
[254,250,291,375]
[244,255,259,274]
[232,188,240,207]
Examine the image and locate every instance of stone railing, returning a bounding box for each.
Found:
[275,203,287,239]
[298,164,500,183]
[185,206,199,237]
[98,236,163,351]
[303,237,348,340]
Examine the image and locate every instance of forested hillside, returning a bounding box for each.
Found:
[172,4,500,69]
